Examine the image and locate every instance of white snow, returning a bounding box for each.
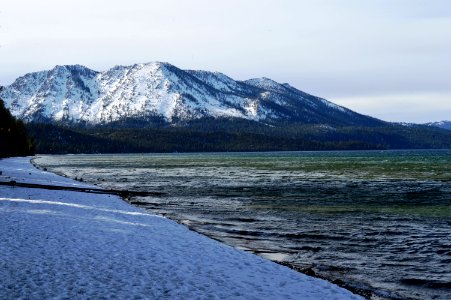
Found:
[0,62,354,125]
[0,157,362,299]
[245,78,285,92]
[425,120,451,130]
[319,98,348,113]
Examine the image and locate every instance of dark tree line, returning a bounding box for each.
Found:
[25,118,451,154]
[0,99,35,158]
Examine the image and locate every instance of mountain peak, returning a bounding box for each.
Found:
[51,64,93,72]
[244,77,289,90]
[245,77,280,86]
[244,77,297,96]
[131,61,172,68]
[425,120,451,130]
[0,62,384,127]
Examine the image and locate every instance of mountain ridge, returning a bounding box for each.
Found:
[4,62,451,153]
[0,62,383,127]
[425,121,451,131]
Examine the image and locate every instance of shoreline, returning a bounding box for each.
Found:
[30,156,374,299]
[168,213,374,299]
[0,156,363,299]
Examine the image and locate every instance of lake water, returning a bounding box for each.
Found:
[35,150,451,300]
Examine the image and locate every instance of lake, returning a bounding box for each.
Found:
[35,150,451,299]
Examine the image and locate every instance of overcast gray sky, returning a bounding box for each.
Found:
[1,0,450,123]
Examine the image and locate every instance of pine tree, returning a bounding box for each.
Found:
[0,99,35,158]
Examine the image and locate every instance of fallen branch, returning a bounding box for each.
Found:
[0,180,164,198]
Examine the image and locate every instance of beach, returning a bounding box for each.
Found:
[0,156,361,299]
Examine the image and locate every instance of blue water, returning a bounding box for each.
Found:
[35,150,451,299]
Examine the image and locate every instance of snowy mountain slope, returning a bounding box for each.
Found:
[0,62,384,127]
[425,121,451,130]
[2,65,98,122]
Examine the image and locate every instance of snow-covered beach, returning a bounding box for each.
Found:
[0,157,361,299]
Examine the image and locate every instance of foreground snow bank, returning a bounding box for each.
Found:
[0,157,361,299]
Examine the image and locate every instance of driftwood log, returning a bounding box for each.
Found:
[0,181,164,198]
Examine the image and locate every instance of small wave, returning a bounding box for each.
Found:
[296,246,322,252]
[211,227,266,237]
[400,278,451,289]
[224,217,258,223]
[279,232,343,241]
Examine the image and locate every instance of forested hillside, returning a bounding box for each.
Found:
[25,119,451,154]
[0,98,34,158]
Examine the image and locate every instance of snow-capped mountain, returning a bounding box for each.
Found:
[425,121,451,131]
[0,62,383,126]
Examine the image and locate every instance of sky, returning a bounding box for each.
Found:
[1,0,450,123]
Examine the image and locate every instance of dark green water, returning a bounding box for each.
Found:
[35,150,451,300]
